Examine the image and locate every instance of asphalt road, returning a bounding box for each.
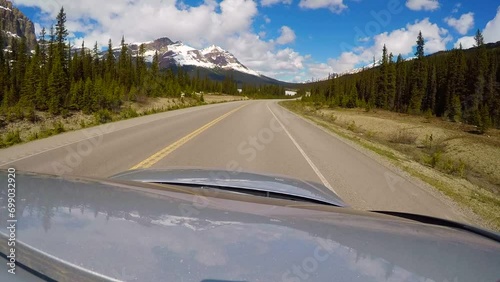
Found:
[0,100,468,223]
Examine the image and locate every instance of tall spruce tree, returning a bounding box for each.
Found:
[376,44,389,108]
[387,52,396,110]
[408,31,427,113]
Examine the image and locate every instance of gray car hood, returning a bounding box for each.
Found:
[0,171,499,282]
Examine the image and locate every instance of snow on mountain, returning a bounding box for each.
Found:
[0,5,11,11]
[165,42,214,68]
[128,38,261,77]
[201,45,260,76]
[3,31,19,38]
[201,45,225,55]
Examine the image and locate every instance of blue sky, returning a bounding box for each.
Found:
[11,0,500,82]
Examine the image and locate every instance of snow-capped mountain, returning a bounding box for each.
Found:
[127,37,261,77]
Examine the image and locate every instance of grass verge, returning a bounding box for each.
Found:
[0,95,247,149]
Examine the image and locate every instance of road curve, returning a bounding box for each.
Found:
[0,100,468,223]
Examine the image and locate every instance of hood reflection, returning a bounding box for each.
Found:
[0,172,499,282]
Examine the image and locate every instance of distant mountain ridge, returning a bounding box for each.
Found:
[121,37,261,77]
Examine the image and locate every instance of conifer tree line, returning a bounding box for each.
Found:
[0,8,270,120]
[303,31,500,131]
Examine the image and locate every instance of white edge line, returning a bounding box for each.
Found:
[267,104,336,194]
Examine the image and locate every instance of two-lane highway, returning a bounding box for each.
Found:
[0,100,468,223]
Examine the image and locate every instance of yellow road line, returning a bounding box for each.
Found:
[130,104,247,170]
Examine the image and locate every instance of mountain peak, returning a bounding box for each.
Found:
[123,36,260,77]
[202,45,226,55]
[0,0,37,49]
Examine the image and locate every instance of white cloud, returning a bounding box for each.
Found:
[224,33,305,78]
[358,36,370,42]
[445,12,474,35]
[452,6,500,48]
[298,0,347,13]
[276,26,296,45]
[327,52,361,74]
[12,0,311,81]
[454,36,475,49]
[319,18,451,75]
[405,0,439,11]
[12,0,258,48]
[307,62,334,80]
[451,3,461,13]
[483,6,500,43]
[260,0,292,7]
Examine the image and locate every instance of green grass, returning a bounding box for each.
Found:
[404,166,500,231]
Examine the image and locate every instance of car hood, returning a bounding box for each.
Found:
[0,171,499,282]
[111,168,347,207]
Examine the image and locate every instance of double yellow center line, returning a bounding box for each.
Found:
[130,104,247,170]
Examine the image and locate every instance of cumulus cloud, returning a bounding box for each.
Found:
[224,33,305,78]
[298,0,347,13]
[451,7,500,49]
[454,36,475,49]
[483,6,500,43]
[445,12,474,35]
[11,0,311,81]
[306,62,334,80]
[260,0,292,7]
[276,26,296,45]
[406,0,439,11]
[12,0,257,48]
[320,18,451,75]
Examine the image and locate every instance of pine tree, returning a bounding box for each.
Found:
[39,27,47,66]
[118,36,130,87]
[47,56,66,115]
[408,31,427,113]
[47,25,55,76]
[20,45,41,107]
[92,41,101,79]
[465,30,488,125]
[105,39,115,80]
[376,44,389,108]
[55,7,69,70]
[484,58,498,127]
[387,52,396,110]
[445,47,466,121]
[423,65,437,113]
[152,51,159,77]
[137,44,146,86]
[394,55,407,112]
[474,29,484,47]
